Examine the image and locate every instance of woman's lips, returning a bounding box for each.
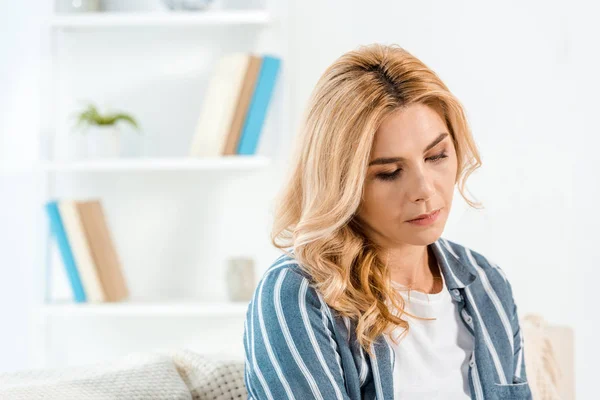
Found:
[406,209,441,226]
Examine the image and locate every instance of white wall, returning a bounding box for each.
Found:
[564,2,600,399]
[2,0,598,398]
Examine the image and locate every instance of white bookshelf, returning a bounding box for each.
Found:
[34,1,287,369]
[50,10,272,29]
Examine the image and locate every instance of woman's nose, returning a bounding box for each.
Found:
[410,171,436,203]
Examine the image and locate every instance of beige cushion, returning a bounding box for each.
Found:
[522,313,575,399]
[0,352,192,400]
[167,350,247,400]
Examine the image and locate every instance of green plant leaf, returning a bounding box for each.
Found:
[73,103,140,133]
[112,113,139,130]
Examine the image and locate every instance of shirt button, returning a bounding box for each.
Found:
[469,359,475,367]
[452,289,460,296]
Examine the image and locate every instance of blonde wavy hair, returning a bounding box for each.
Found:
[271,43,482,357]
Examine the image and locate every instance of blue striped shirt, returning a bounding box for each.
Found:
[243,237,532,399]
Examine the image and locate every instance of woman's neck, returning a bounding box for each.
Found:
[386,244,442,294]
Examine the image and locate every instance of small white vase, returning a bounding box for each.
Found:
[85,126,121,159]
[225,257,256,302]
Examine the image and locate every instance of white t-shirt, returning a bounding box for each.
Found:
[386,262,474,399]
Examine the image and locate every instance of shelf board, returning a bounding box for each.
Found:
[40,301,250,317]
[39,156,270,172]
[0,162,33,175]
[50,10,272,28]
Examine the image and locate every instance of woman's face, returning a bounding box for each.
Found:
[356,103,458,247]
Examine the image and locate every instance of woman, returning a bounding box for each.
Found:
[243,44,531,400]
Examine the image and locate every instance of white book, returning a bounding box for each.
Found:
[190,53,250,157]
[58,200,106,302]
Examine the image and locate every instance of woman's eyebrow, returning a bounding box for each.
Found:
[368,132,448,166]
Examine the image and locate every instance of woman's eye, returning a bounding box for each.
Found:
[376,169,401,181]
[427,152,448,162]
[375,152,448,182]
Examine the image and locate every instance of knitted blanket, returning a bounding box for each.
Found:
[0,350,247,400]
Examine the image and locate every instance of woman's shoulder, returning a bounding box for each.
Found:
[259,251,311,284]
[440,237,508,276]
[439,237,515,299]
[249,252,324,310]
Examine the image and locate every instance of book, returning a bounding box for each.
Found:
[189,53,252,157]
[77,200,129,302]
[236,55,282,155]
[222,54,263,155]
[58,200,106,303]
[45,201,87,303]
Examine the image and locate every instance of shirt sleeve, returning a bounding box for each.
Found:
[243,266,351,400]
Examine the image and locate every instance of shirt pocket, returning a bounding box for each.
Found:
[490,381,532,399]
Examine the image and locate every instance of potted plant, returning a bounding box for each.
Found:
[73,103,139,159]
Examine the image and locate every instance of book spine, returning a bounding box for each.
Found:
[60,200,106,302]
[237,55,282,155]
[44,201,87,303]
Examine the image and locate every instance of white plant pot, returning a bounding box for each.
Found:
[85,126,121,159]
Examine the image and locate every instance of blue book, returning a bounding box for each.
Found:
[45,201,86,303]
[237,55,282,155]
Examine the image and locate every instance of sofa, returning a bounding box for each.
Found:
[0,313,573,399]
[522,314,575,399]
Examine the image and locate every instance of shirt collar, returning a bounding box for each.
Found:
[431,237,478,290]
